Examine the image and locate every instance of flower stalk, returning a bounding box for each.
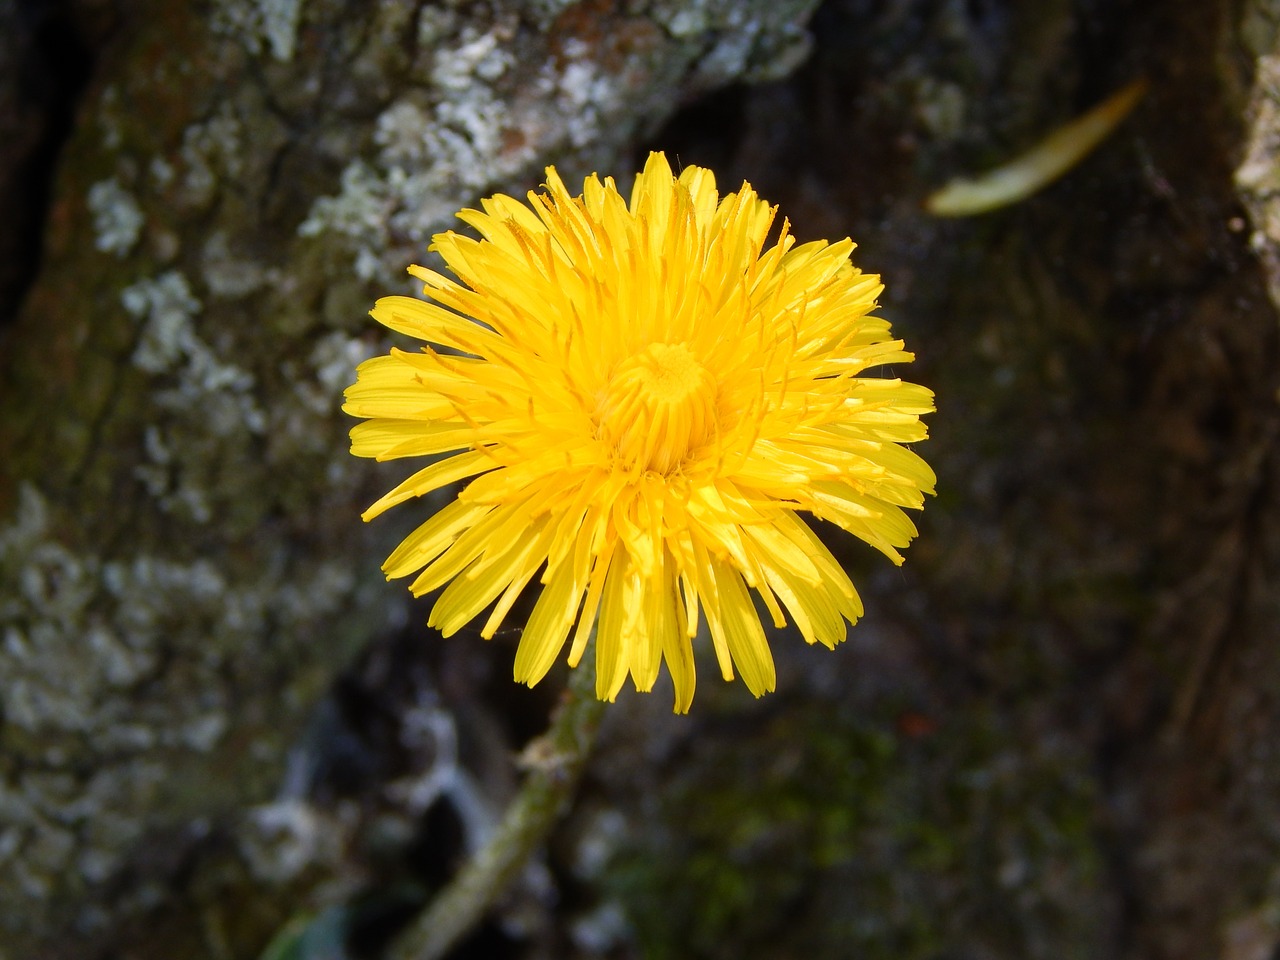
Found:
[387,657,606,960]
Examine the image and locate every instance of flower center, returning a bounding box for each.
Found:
[597,341,718,474]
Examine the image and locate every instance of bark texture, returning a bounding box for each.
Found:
[0,0,817,956]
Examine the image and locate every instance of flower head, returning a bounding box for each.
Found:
[344,152,935,712]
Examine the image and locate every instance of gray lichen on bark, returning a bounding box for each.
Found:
[0,0,821,954]
[1237,2,1280,316]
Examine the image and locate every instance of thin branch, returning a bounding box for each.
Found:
[387,657,606,960]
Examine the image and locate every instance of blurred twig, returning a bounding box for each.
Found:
[387,655,605,960]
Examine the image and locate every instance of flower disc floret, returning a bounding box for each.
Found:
[597,341,717,474]
[344,151,936,712]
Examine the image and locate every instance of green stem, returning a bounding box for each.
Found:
[387,661,606,960]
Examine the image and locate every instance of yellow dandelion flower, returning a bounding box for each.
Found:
[344,151,935,713]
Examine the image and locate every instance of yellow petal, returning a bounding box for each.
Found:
[382,498,491,580]
[594,552,632,701]
[362,450,495,521]
[514,556,584,686]
[710,555,776,697]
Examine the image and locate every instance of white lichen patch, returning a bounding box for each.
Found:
[569,901,632,955]
[550,48,628,150]
[291,331,377,417]
[691,19,776,84]
[201,231,271,298]
[212,0,306,62]
[97,85,123,151]
[178,104,243,209]
[1235,51,1280,312]
[518,0,578,28]
[277,562,356,624]
[0,487,208,911]
[430,24,513,90]
[260,0,305,61]
[123,271,203,373]
[181,713,230,752]
[122,270,261,412]
[297,15,540,281]
[431,89,518,180]
[416,5,459,48]
[648,0,762,46]
[370,100,429,167]
[659,2,712,38]
[120,271,267,519]
[0,475,373,929]
[149,155,175,188]
[87,178,145,257]
[1,492,228,738]
[299,159,399,237]
[299,14,650,283]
